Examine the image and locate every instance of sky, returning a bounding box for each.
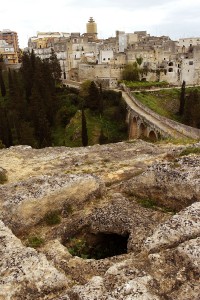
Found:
[1,0,200,48]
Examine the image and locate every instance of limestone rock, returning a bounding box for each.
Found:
[0,173,105,233]
[89,193,167,253]
[0,220,68,300]
[176,237,200,272]
[169,282,200,300]
[123,155,200,211]
[144,202,200,253]
[69,260,160,299]
[0,142,200,299]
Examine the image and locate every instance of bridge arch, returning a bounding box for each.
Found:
[148,130,157,141]
[129,117,138,139]
[138,122,147,138]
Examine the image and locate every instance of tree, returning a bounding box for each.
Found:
[79,80,100,110]
[136,56,143,66]
[0,105,13,147]
[98,83,103,114]
[183,89,200,128]
[20,51,38,102]
[81,108,88,146]
[122,63,140,81]
[79,80,92,102]
[0,55,6,71]
[49,48,62,85]
[179,80,186,115]
[87,81,99,110]
[0,69,6,97]
[30,83,51,147]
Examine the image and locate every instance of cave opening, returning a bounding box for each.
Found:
[66,232,129,260]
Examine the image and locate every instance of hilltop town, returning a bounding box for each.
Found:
[1,18,200,87]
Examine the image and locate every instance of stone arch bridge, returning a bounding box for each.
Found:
[121,85,200,141]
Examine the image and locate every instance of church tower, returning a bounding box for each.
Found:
[86,17,97,39]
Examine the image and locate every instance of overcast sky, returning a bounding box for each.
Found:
[1,0,200,48]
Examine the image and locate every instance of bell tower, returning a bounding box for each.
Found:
[86,17,97,39]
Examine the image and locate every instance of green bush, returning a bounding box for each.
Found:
[44,210,61,225]
[27,236,44,248]
[179,147,200,156]
[137,198,157,209]
[68,238,89,259]
[123,80,168,89]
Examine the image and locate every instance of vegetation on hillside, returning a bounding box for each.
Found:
[122,80,169,89]
[133,87,200,128]
[0,51,127,148]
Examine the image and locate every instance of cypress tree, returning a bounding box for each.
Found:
[179,80,186,115]
[20,51,34,101]
[30,83,51,147]
[81,108,88,146]
[98,83,103,114]
[88,81,99,110]
[183,89,200,128]
[0,69,6,97]
[49,48,62,85]
[0,105,13,147]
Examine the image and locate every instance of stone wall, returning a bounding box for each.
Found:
[78,64,123,82]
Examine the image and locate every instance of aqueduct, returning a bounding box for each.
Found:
[122,84,200,141]
[127,111,160,141]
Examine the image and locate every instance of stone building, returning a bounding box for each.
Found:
[0,29,19,53]
[28,19,200,86]
[0,40,18,64]
[0,29,19,65]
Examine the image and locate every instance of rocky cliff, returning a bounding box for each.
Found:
[0,140,199,299]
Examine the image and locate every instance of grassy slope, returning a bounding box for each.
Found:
[52,109,127,147]
[133,87,200,123]
[133,89,181,122]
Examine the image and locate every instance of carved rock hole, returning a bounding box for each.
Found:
[65,231,129,260]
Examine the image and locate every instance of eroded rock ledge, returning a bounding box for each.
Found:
[0,140,199,299]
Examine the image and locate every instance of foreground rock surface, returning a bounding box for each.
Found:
[0,173,104,234]
[0,220,68,300]
[0,141,200,299]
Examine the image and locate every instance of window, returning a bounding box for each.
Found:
[168,68,173,72]
[189,61,193,65]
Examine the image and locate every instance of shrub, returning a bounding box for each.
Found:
[44,210,61,225]
[27,236,44,248]
[137,198,157,209]
[179,147,200,156]
[68,238,89,259]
